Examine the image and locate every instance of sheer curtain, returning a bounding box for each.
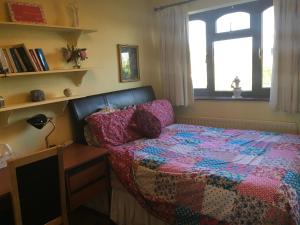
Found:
[157,6,193,107]
[270,0,300,113]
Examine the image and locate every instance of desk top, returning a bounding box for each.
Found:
[0,144,107,200]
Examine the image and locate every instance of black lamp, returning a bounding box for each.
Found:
[27,114,56,148]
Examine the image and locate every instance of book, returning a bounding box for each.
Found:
[29,49,42,71]
[4,48,17,73]
[35,48,49,71]
[13,49,27,72]
[0,48,11,73]
[9,48,23,72]
[3,48,14,73]
[15,45,36,72]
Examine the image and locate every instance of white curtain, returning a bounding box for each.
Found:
[157,6,193,107]
[270,0,300,113]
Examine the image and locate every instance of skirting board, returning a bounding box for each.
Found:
[176,116,298,134]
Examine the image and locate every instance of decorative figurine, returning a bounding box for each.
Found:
[62,44,88,69]
[68,0,79,27]
[0,96,5,108]
[63,88,72,97]
[231,76,242,98]
[30,89,45,102]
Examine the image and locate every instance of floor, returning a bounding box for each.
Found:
[69,206,116,225]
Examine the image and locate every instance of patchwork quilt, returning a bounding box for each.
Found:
[108,124,300,225]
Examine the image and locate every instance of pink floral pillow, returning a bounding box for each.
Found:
[134,109,161,138]
[137,99,174,128]
[86,108,141,146]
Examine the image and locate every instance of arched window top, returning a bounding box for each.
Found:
[216,12,250,33]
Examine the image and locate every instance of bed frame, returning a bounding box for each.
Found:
[68,86,156,144]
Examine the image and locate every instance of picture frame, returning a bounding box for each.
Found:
[117,44,140,82]
[7,1,46,24]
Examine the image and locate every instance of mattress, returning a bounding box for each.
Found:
[107,124,300,225]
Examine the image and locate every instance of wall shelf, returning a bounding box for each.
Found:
[0,22,97,33]
[0,95,86,127]
[0,68,89,86]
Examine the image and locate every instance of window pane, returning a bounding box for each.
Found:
[262,6,274,88]
[189,20,207,89]
[214,37,252,91]
[216,12,250,33]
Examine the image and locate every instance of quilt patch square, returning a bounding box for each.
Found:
[154,173,177,202]
[228,195,268,225]
[175,206,201,225]
[251,166,286,181]
[195,158,228,170]
[240,147,266,156]
[139,146,165,155]
[201,185,236,221]
[237,175,280,204]
[176,132,196,138]
[140,155,166,170]
[284,171,300,196]
[134,165,156,195]
[176,180,205,213]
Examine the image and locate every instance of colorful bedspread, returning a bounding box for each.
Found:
[108,124,300,225]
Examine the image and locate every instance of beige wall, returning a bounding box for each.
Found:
[153,0,300,132]
[0,0,160,156]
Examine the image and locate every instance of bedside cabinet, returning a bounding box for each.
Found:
[63,144,110,211]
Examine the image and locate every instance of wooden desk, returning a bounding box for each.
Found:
[0,144,109,225]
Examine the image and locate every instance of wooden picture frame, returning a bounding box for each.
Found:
[7,1,46,24]
[117,44,140,82]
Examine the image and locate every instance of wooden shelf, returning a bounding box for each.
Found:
[0,68,89,78]
[0,68,89,86]
[0,95,86,127]
[0,21,97,33]
[0,95,85,113]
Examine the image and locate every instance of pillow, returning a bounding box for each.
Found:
[134,109,162,138]
[137,99,174,128]
[86,108,141,146]
[84,125,100,146]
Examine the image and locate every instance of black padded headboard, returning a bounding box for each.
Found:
[68,86,156,144]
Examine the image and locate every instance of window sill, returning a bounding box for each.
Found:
[194,96,269,101]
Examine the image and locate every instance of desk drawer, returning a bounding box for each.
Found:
[69,177,107,210]
[69,160,107,192]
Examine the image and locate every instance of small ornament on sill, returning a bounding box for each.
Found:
[231,76,242,98]
[62,44,88,69]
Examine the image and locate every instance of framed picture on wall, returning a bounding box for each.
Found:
[7,1,46,24]
[117,44,140,82]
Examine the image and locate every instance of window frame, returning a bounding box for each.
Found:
[189,0,273,99]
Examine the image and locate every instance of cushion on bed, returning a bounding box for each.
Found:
[84,125,100,146]
[86,108,141,146]
[137,99,174,128]
[134,109,162,138]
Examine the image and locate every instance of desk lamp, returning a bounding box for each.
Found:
[27,114,56,148]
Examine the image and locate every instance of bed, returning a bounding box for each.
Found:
[69,86,300,225]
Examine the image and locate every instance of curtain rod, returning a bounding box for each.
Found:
[154,0,197,12]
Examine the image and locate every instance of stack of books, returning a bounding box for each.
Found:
[0,44,49,74]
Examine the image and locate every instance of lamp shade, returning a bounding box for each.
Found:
[27,114,48,129]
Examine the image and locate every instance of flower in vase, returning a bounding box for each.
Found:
[62,44,88,68]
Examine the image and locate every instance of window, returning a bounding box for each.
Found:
[189,0,274,99]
